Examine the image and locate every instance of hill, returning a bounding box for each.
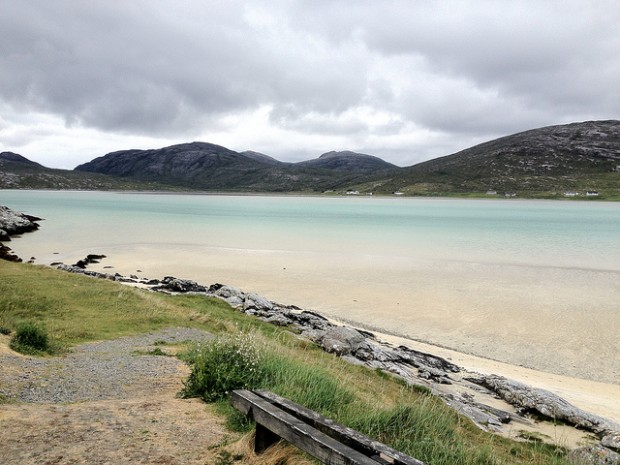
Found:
[75,143,397,192]
[3,120,619,197]
[297,150,397,172]
[0,151,175,190]
[367,120,620,197]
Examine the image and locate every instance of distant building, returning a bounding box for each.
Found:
[586,191,599,196]
[393,191,404,196]
[486,190,497,195]
[504,192,517,197]
[564,191,579,197]
[345,190,360,195]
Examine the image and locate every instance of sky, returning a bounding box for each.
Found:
[1,1,619,169]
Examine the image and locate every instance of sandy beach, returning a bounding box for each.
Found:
[38,243,615,430]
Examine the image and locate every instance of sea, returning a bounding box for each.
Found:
[2,190,619,382]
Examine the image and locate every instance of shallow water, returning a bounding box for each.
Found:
[2,190,619,383]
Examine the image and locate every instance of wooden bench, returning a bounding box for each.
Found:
[231,389,427,465]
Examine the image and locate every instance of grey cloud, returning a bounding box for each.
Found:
[1,0,618,167]
[287,1,620,134]
[0,0,371,136]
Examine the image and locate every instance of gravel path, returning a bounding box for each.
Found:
[0,328,229,465]
[0,327,212,403]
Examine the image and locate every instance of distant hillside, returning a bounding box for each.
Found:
[3,120,619,197]
[297,151,397,172]
[365,120,620,198]
[0,151,174,190]
[75,143,397,192]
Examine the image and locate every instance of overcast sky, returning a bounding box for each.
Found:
[1,0,619,169]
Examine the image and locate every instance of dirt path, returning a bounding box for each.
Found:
[0,329,229,465]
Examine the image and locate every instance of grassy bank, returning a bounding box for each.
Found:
[0,260,568,464]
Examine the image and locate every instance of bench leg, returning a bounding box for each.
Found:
[254,423,281,453]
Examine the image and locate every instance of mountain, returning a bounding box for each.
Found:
[0,151,44,167]
[366,120,620,197]
[297,151,397,173]
[75,142,275,189]
[75,143,397,192]
[3,120,619,197]
[241,150,287,166]
[0,151,175,190]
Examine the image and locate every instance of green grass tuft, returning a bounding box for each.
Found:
[9,321,50,355]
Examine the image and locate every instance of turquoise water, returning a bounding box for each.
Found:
[1,190,618,271]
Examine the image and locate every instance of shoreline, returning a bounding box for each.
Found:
[49,260,620,451]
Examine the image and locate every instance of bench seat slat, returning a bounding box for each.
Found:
[232,390,382,465]
[254,390,426,465]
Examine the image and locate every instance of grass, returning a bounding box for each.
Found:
[9,321,51,355]
[0,260,570,464]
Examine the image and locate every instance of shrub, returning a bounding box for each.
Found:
[180,332,266,402]
[0,326,11,335]
[9,322,49,354]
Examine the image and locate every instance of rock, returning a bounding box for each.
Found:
[72,254,107,269]
[318,326,367,356]
[208,284,246,307]
[154,277,206,293]
[393,346,460,373]
[0,243,21,262]
[603,432,620,452]
[262,314,293,326]
[418,367,453,384]
[288,310,331,330]
[243,293,274,312]
[0,205,42,237]
[0,206,42,262]
[470,375,620,436]
[568,445,620,465]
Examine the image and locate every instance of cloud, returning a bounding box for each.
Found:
[0,0,618,168]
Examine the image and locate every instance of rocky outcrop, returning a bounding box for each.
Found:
[568,445,620,465]
[469,375,620,436]
[0,205,42,239]
[0,205,42,262]
[73,254,107,269]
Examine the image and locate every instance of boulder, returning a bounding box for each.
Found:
[603,432,620,452]
[318,326,368,356]
[568,445,620,465]
[155,276,206,293]
[243,293,274,311]
[0,243,21,262]
[0,205,41,236]
[208,284,246,307]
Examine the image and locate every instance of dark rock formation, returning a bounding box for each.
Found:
[0,205,42,238]
[0,205,43,262]
[72,254,107,269]
[468,375,620,436]
[152,276,206,293]
[568,445,620,465]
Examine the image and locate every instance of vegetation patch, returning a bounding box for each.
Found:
[9,321,51,355]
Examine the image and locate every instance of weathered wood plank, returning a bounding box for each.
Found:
[254,390,427,465]
[231,390,382,465]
